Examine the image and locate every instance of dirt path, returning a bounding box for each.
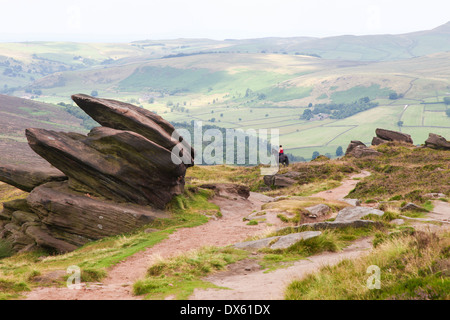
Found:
[313,170,371,202]
[25,192,275,300]
[190,237,372,300]
[25,170,373,300]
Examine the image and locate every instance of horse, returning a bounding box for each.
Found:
[279,153,289,167]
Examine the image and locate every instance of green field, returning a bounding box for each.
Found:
[1,29,450,161]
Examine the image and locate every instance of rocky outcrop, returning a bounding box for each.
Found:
[345,143,382,158]
[345,140,366,155]
[374,128,413,144]
[263,171,302,188]
[424,133,450,150]
[0,164,66,192]
[0,94,192,253]
[304,204,330,218]
[26,126,186,208]
[371,136,389,146]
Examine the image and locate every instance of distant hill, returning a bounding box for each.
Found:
[0,94,86,166]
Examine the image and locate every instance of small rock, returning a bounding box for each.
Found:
[400,203,428,212]
[390,219,405,225]
[424,193,446,199]
[269,231,322,249]
[144,228,158,234]
[305,204,330,218]
[341,199,361,206]
[335,206,384,222]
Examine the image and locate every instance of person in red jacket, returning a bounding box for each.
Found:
[279,145,284,155]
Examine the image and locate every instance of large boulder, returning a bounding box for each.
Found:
[0,164,66,192]
[345,140,366,155]
[26,126,186,209]
[263,171,301,188]
[371,136,389,146]
[424,133,450,150]
[346,144,382,158]
[375,128,413,144]
[71,94,195,164]
[0,94,192,253]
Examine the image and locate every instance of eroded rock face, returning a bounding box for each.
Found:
[345,141,366,155]
[0,94,191,253]
[424,133,450,150]
[0,164,66,192]
[26,127,186,209]
[375,128,413,144]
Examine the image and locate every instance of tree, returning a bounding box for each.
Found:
[389,92,398,100]
[301,109,312,120]
[91,90,98,97]
[336,146,343,157]
[397,121,404,127]
[312,151,320,160]
[444,97,450,105]
[446,109,450,117]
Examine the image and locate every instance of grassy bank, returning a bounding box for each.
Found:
[285,229,450,300]
[0,187,217,300]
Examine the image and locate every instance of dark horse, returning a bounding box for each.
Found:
[279,153,289,167]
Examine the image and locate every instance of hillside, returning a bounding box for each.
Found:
[0,23,449,160]
[0,139,448,301]
[0,94,86,165]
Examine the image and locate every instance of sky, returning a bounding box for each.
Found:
[0,0,449,42]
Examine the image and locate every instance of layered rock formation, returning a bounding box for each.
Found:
[345,140,381,158]
[0,94,193,253]
[371,128,413,145]
[424,133,450,150]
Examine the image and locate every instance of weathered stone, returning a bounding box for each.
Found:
[71,94,194,164]
[345,140,366,155]
[371,136,389,146]
[400,202,428,212]
[234,236,279,250]
[263,174,297,188]
[269,231,322,249]
[375,128,413,144]
[26,126,187,209]
[424,133,450,150]
[341,199,361,206]
[335,206,384,222]
[234,231,322,251]
[11,210,39,224]
[25,181,168,251]
[304,204,330,218]
[349,145,382,158]
[25,224,78,253]
[0,164,66,192]
[0,94,193,253]
[390,219,405,225]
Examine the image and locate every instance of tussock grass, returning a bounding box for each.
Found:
[285,229,450,300]
[0,182,28,211]
[133,246,248,299]
[348,143,450,203]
